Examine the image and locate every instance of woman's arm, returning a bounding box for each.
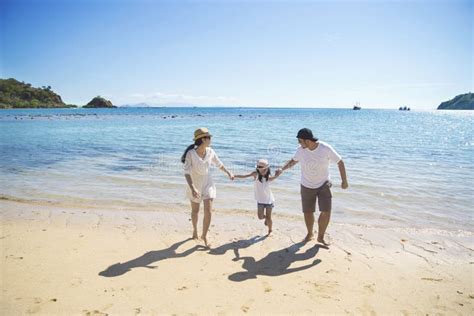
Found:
[185,174,200,199]
[219,165,235,180]
[211,149,234,180]
[183,152,200,198]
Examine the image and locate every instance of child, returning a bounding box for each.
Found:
[234,159,281,235]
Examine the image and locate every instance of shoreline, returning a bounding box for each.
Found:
[1,200,472,314]
[2,193,473,235]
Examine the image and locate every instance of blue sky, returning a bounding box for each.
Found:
[1,0,472,109]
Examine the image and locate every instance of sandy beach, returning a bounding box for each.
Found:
[1,199,472,315]
[2,0,473,314]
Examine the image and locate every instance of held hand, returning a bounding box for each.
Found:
[274,169,282,177]
[341,180,349,189]
[228,172,235,181]
[192,188,201,199]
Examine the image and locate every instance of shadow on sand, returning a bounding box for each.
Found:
[99,238,207,277]
[228,241,327,282]
[208,235,268,259]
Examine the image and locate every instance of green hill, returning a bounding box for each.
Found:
[83,96,116,108]
[437,93,474,110]
[0,78,76,108]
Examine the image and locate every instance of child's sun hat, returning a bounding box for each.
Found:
[256,159,269,169]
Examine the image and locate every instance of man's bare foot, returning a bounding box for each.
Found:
[317,237,329,246]
[303,234,314,242]
[201,235,211,248]
[267,229,272,236]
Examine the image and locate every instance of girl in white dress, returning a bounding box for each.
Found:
[181,128,234,247]
[234,159,281,235]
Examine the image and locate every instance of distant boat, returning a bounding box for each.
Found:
[353,102,361,110]
[399,106,410,111]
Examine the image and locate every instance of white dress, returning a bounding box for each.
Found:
[183,147,223,203]
[254,177,275,205]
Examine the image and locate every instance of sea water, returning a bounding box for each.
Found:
[1,107,472,233]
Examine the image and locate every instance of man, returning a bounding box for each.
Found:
[277,128,348,245]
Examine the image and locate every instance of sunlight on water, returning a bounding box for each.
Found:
[1,108,473,232]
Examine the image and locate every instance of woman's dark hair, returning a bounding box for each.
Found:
[256,167,271,182]
[181,138,204,163]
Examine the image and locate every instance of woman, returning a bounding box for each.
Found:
[181,127,234,247]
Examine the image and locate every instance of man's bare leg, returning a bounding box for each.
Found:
[303,212,315,242]
[317,211,331,245]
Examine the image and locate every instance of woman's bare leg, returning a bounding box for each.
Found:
[190,201,200,240]
[202,199,213,247]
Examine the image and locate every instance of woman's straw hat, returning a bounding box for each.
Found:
[194,127,212,141]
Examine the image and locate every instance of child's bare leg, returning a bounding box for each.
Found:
[265,207,273,235]
[190,201,200,239]
[257,205,265,221]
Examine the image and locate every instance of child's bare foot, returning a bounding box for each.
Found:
[192,231,199,240]
[303,234,314,243]
[201,235,212,248]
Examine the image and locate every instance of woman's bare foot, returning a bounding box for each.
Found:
[201,235,211,248]
[303,234,314,242]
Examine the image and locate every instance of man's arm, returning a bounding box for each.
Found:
[338,160,348,189]
[278,159,298,173]
[269,170,281,181]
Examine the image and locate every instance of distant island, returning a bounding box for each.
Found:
[83,96,116,108]
[437,93,474,110]
[0,78,76,108]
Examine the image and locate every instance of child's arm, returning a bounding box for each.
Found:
[268,169,282,182]
[234,171,257,180]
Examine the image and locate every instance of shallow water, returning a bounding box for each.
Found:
[1,107,473,233]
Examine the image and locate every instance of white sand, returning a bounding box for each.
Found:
[1,199,472,315]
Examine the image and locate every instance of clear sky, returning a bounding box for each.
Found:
[1,0,472,109]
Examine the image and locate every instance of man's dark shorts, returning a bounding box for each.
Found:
[300,181,332,213]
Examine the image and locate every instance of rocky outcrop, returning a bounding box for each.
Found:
[83,96,116,108]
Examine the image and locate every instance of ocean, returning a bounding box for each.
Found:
[1,107,473,233]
